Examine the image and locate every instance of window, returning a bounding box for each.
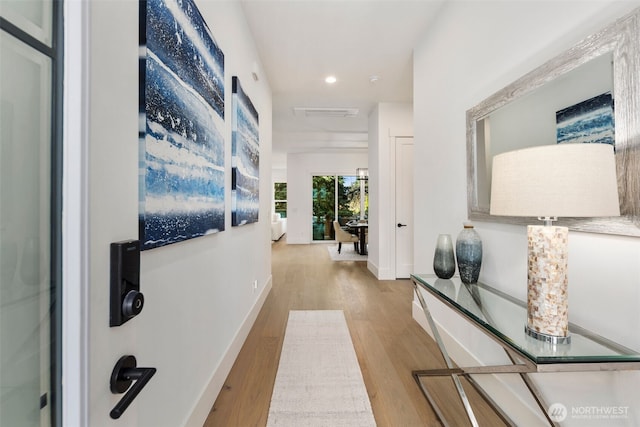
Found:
[274,182,287,218]
[312,175,367,241]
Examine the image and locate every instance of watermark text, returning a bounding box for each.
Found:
[548,403,629,422]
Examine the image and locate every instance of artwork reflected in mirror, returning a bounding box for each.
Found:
[466,8,640,236]
[555,92,614,146]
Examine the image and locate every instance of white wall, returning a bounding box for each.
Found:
[286,152,367,244]
[272,168,287,184]
[414,1,640,426]
[367,103,412,279]
[85,1,272,426]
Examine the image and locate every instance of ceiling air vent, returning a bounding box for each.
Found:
[293,107,359,118]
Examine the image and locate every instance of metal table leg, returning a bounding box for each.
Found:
[412,280,559,427]
[413,281,480,427]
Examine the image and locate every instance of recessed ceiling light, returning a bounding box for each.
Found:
[325,75,337,84]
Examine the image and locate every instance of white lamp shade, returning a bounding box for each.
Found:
[490,144,620,218]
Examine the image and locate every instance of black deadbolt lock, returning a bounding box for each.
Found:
[110,240,144,327]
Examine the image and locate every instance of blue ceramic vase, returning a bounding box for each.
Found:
[456,223,482,284]
[433,234,455,279]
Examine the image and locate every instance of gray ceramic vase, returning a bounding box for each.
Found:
[433,234,455,279]
[456,223,482,284]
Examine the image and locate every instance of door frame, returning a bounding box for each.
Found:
[394,137,414,278]
[388,136,414,279]
[62,1,90,425]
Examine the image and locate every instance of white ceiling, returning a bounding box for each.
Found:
[239,0,445,169]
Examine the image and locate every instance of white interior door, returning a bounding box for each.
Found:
[395,138,413,278]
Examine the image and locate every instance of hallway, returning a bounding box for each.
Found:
[203,241,505,426]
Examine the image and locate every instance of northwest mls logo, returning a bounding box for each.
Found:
[548,403,568,422]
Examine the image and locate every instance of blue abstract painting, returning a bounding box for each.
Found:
[139,0,225,250]
[231,77,259,226]
[556,92,615,146]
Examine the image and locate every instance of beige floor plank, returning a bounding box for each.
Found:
[204,241,506,426]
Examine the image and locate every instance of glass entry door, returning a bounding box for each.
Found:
[1,1,60,425]
[312,176,336,240]
[312,175,364,241]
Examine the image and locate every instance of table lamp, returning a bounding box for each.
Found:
[490,143,619,344]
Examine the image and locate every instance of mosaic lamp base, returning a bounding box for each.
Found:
[526,224,571,345]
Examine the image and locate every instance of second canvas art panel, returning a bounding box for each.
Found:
[231,76,260,226]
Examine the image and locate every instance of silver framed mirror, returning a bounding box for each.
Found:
[467,8,640,237]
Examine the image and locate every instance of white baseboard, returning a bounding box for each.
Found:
[412,301,546,426]
[183,275,273,427]
[367,260,379,278]
[367,260,394,280]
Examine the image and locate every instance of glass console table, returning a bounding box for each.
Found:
[411,273,640,427]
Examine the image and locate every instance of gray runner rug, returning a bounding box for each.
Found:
[266,310,376,426]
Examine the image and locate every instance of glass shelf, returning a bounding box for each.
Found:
[412,274,640,365]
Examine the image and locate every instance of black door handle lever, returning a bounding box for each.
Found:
[110,355,157,419]
[397,223,407,228]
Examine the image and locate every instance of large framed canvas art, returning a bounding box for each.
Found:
[231,76,259,226]
[139,0,225,250]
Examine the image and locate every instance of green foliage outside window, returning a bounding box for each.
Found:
[274,182,287,200]
[312,175,367,240]
[274,182,287,218]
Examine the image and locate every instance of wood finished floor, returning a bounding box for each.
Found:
[203,240,507,426]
